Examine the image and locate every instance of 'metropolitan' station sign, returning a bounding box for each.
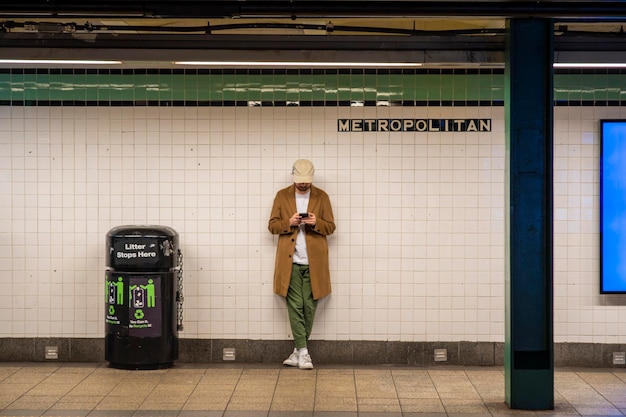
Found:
[338,118,491,132]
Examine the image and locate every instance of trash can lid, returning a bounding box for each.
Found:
[106,225,180,270]
[107,225,179,239]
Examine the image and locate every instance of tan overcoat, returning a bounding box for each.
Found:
[268,184,336,300]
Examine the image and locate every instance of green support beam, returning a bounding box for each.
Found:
[504,18,554,410]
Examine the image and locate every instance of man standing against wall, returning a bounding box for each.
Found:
[268,159,336,369]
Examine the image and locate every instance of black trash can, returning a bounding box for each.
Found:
[105,225,182,369]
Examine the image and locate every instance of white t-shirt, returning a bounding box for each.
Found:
[293,190,310,265]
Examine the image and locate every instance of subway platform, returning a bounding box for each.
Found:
[0,363,625,417]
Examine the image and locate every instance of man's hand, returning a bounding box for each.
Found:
[302,213,316,227]
[290,213,302,226]
[290,212,316,227]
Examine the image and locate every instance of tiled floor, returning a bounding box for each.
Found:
[0,363,625,417]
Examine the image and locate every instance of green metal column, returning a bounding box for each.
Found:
[504,18,554,410]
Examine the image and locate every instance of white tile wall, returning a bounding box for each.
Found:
[552,106,626,344]
[1,104,626,343]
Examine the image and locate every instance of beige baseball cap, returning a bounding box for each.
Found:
[292,159,315,183]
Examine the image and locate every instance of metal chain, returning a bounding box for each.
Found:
[176,249,184,331]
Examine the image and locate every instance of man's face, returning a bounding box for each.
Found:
[295,182,312,193]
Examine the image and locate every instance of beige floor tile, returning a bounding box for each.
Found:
[80,375,127,384]
[316,376,355,386]
[556,376,590,390]
[432,380,477,389]
[138,402,187,410]
[357,397,401,413]
[188,389,232,401]
[0,400,13,409]
[442,397,491,413]
[316,376,356,395]
[184,397,231,410]
[26,383,77,396]
[41,378,87,389]
[202,368,243,379]
[485,401,578,417]
[240,368,280,379]
[67,382,118,396]
[0,393,21,404]
[48,401,100,410]
[436,387,481,399]
[197,382,239,390]
[276,372,316,390]
[238,371,279,381]
[2,373,50,385]
[392,373,436,382]
[168,368,207,375]
[108,383,158,396]
[558,389,614,406]
[4,395,60,409]
[143,393,191,404]
[188,386,235,398]
[91,367,131,376]
[597,386,626,400]
[356,388,398,399]
[314,396,357,412]
[615,373,626,383]
[57,394,104,403]
[183,402,230,411]
[14,366,58,374]
[392,377,436,387]
[429,369,472,380]
[546,399,580,415]
[271,396,316,411]
[317,369,355,375]
[481,393,507,404]
[572,406,623,416]
[94,395,145,410]
[162,375,204,385]
[229,390,274,400]
[0,368,21,381]
[354,373,398,399]
[272,394,317,407]
[391,369,431,377]
[274,384,316,396]
[226,396,273,411]
[472,380,507,390]
[0,364,625,416]
[395,385,440,399]
[276,379,316,390]
[151,383,196,395]
[233,383,276,397]
[577,372,625,384]
[399,397,446,413]
[0,383,39,395]
[317,375,355,389]
[466,369,504,378]
[188,388,233,398]
[316,388,357,398]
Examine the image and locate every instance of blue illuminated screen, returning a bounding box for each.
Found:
[601,120,626,293]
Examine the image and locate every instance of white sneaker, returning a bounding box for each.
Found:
[298,349,314,370]
[282,348,299,367]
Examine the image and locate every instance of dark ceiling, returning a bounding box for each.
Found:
[1,1,626,18]
[1,1,625,67]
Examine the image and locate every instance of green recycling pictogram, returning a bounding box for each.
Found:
[134,309,145,320]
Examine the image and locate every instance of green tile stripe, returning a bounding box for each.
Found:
[0,69,500,103]
[0,68,624,105]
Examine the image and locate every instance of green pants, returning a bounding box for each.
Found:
[287,264,318,349]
